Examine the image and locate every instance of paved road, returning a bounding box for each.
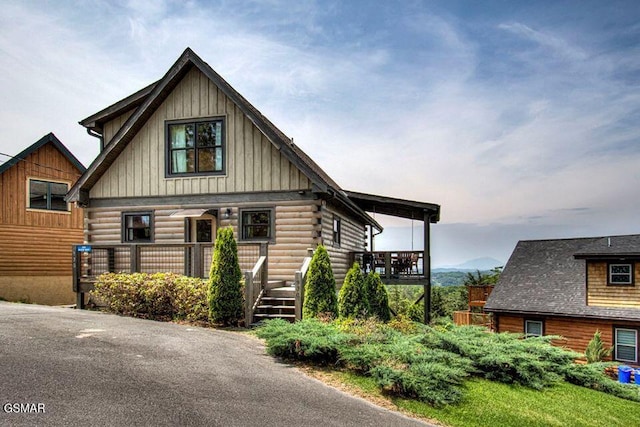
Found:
[0,302,430,426]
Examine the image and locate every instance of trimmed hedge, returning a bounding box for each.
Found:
[92,272,209,322]
[364,272,391,322]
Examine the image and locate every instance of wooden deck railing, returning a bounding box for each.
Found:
[352,251,425,281]
[453,311,492,327]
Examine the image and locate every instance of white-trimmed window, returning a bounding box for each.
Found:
[614,328,637,363]
[28,179,69,212]
[525,320,543,337]
[609,264,633,285]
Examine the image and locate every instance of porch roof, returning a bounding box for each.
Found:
[345,191,440,223]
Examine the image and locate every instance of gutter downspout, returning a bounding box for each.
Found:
[86,128,104,152]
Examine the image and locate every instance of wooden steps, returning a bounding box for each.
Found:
[253,285,296,323]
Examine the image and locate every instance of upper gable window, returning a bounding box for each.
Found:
[609,263,633,285]
[167,118,224,176]
[28,179,69,212]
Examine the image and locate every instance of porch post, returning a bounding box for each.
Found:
[423,212,432,324]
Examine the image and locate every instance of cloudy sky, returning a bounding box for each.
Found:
[1,0,638,267]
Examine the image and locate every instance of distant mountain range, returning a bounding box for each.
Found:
[434,257,504,272]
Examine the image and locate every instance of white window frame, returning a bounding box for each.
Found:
[609,263,633,285]
[614,328,638,363]
[525,320,543,337]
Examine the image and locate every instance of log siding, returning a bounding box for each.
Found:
[587,261,640,308]
[85,198,320,281]
[321,201,367,285]
[495,313,640,364]
[90,67,311,199]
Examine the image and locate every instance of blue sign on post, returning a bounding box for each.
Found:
[77,245,92,253]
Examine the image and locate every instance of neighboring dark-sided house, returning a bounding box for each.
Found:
[485,235,640,365]
[0,133,85,304]
[66,48,440,322]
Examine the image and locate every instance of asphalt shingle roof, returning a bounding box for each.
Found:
[484,235,640,322]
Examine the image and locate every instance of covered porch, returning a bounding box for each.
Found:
[345,190,440,322]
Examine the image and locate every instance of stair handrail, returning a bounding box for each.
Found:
[294,248,314,321]
[244,243,268,327]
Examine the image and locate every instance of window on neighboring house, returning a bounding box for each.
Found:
[28,179,69,212]
[609,263,634,285]
[614,328,637,363]
[123,212,153,243]
[525,320,543,337]
[333,216,341,246]
[240,209,273,241]
[167,119,224,176]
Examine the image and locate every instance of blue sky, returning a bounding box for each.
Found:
[1,1,639,267]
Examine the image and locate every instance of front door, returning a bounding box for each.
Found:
[190,215,216,243]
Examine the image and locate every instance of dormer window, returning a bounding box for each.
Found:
[608,263,633,285]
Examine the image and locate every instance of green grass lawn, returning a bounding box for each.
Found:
[335,371,640,427]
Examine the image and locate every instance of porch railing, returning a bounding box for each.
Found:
[352,250,425,281]
[294,248,314,320]
[72,242,264,308]
[244,244,268,326]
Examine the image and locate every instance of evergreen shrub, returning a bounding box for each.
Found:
[585,330,612,363]
[364,272,391,322]
[338,263,370,319]
[302,245,338,319]
[208,227,243,326]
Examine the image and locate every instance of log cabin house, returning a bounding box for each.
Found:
[0,133,85,304]
[66,48,440,323]
[485,235,640,365]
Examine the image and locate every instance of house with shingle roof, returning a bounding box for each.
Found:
[66,48,440,322]
[0,133,85,304]
[485,234,640,365]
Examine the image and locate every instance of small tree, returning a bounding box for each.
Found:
[208,227,243,326]
[364,272,391,322]
[302,245,338,319]
[585,330,612,363]
[338,263,370,319]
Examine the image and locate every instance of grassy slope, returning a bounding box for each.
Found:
[333,371,640,427]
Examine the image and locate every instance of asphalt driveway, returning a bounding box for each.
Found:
[0,302,430,426]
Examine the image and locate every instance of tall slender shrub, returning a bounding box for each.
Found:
[365,272,391,321]
[302,245,338,319]
[208,227,243,326]
[338,263,370,319]
[585,330,611,363]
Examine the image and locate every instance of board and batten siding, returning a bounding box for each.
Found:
[321,202,367,286]
[587,261,640,308]
[90,67,311,199]
[102,109,135,148]
[85,199,320,281]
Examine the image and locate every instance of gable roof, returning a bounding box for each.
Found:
[0,132,85,176]
[484,235,640,322]
[68,48,380,228]
[574,234,640,259]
